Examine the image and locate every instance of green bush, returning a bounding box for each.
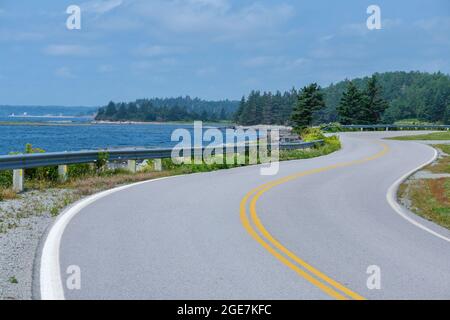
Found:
[21,144,58,182]
[98,168,130,177]
[301,127,326,142]
[95,152,109,172]
[0,170,13,188]
[320,122,343,133]
[68,163,94,179]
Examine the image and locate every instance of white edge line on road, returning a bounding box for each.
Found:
[386,144,450,243]
[39,174,189,300]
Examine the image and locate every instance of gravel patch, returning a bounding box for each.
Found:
[411,171,450,179]
[412,140,450,145]
[0,188,78,300]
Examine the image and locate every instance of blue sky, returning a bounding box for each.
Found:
[0,0,449,106]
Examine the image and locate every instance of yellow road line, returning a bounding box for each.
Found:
[240,142,390,300]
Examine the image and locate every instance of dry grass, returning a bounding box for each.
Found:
[63,171,171,196]
[398,144,450,229]
[0,188,18,201]
[402,178,450,229]
[422,145,450,174]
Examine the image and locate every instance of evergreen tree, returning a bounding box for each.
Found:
[337,82,364,125]
[104,101,117,117]
[363,75,389,124]
[235,96,246,123]
[219,107,227,120]
[291,83,325,132]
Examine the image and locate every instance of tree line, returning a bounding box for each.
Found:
[235,71,450,126]
[95,72,450,125]
[95,97,238,122]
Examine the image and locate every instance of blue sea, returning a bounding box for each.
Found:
[0,107,246,155]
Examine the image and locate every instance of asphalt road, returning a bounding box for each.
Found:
[39,132,450,299]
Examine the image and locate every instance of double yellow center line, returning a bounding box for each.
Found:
[240,142,390,300]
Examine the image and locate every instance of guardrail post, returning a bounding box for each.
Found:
[58,165,68,182]
[13,169,24,192]
[154,159,162,171]
[127,160,137,173]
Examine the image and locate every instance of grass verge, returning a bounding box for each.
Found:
[387,131,450,141]
[398,143,450,230]
[399,178,450,229]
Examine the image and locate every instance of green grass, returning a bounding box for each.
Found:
[398,143,450,230]
[400,178,450,229]
[387,131,450,141]
[435,144,450,154]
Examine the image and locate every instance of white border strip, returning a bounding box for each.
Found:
[386,145,450,243]
[39,175,184,300]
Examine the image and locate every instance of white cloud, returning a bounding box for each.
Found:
[318,34,334,43]
[130,0,294,40]
[97,64,114,73]
[196,66,216,76]
[55,67,75,78]
[415,17,450,30]
[44,44,99,56]
[0,30,45,42]
[340,23,369,36]
[81,0,124,15]
[188,0,230,11]
[97,16,142,31]
[133,45,185,57]
[131,58,178,73]
[242,56,308,70]
[383,18,402,29]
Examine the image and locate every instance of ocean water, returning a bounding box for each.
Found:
[0,119,235,155]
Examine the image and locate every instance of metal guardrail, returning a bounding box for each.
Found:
[0,140,323,171]
[339,124,450,130]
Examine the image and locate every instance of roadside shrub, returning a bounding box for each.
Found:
[162,158,179,170]
[323,135,341,150]
[0,170,13,188]
[68,163,94,179]
[98,168,130,177]
[301,127,326,142]
[22,144,58,182]
[320,122,342,133]
[95,152,109,172]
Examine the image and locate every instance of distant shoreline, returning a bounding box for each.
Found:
[0,120,234,127]
[91,120,234,126]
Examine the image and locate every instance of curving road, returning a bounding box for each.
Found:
[37,132,450,300]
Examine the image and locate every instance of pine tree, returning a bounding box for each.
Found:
[291,83,325,132]
[337,82,364,125]
[234,96,246,123]
[262,92,273,124]
[363,75,389,124]
[219,107,227,120]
